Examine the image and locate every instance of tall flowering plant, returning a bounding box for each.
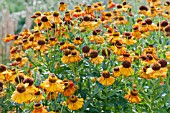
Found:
[1,0,170,112]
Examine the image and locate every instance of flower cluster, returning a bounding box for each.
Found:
[1,0,170,112]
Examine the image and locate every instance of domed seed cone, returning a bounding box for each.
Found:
[90,50,98,58]
[15,75,24,84]
[152,63,161,70]
[38,40,45,45]
[0,64,7,72]
[122,60,131,68]
[158,59,167,67]
[23,78,34,86]
[82,46,90,53]
[41,16,48,22]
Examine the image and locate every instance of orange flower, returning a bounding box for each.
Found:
[138,66,150,79]
[32,103,48,113]
[63,11,72,22]
[89,30,104,44]
[138,5,148,15]
[107,0,116,9]
[41,16,52,30]
[119,60,134,77]
[72,7,85,18]
[117,52,132,62]
[111,41,127,55]
[63,79,76,96]
[53,11,62,24]
[124,89,141,103]
[112,67,121,77]
[89,50,104,64]
[34,40,49,53]
[3,34,14,42]
[40,74,65,92]
[84,6,95,17]
[73,37,83,45]
[11,83,33,104]
[66,95,84,110]
[97,71,115,86]
[59,2,67,12]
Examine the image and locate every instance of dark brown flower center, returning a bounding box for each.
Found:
[90,51,98,58]
[142,22,147,26]
[122,60,131,68]
[146,54,153,60]
[114,67,120,71]
[41,16,48,22]
[60,2,64,4]
[0,65,7,72]
[49,75,57,83]
[98,3,102,6]
[123,53,130,57]
[35,91,41,95]
[102,49,111,56]
[69,95,78,103]
[158,59,167,67]
[92,31,98,35]
[105,13,112,17]
[165,25,170,32]
[133,27,138,30]
[64,50,71,56]
[119,17,124,21]
[0,87,3,92]
[76,37,80,40]
[84,16,90,21]
[35,12,41,16]
[68,45,75,50]
[53,12,59,17]
[75,9,81,12]
[60,42,65,45]
[152,63,161,70]
[34,103,42,109]
[131,90,138,96]
[123,2,127,5]
[124,32,131,36]
[82,46,90,53]
[113,33,119,36]
[38,40,45,45]
[71,52,77,56]
[0,81,3,87]
[22,39,27,43]
[146,48,152,53]
[160,20,168,27]
[140,56,147,60]
[17,85,26,93]
[29,36,34,41]
[139,5,148,11]
[165,1,170,5]
[50,37,55,41]
[117,4,122,9]
[15,75,25,84]
[16,57,22,62]
[23,78,34,86]
[102,71,110,78]
[145,18,152,25]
